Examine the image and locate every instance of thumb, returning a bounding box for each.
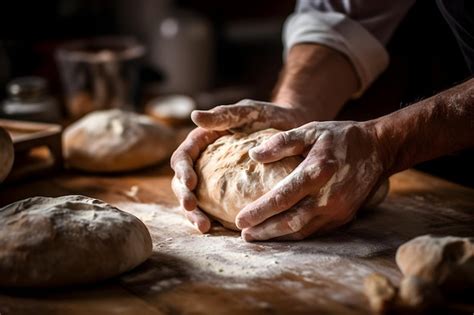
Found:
[191,104,262,131]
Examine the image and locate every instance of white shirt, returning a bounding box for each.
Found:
[284,0,415,96]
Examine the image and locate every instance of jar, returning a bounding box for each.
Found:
[1,76,61,122]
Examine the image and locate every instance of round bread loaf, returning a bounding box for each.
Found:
[195,129,302,230]
[0,195,152,287]
[63,109,175,172]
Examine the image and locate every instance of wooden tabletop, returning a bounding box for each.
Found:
[0,166,473,315]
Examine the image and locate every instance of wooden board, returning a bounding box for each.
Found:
[0,119,63,182]
[0,166,473,315]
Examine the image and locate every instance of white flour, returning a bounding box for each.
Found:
[115,202,399,290]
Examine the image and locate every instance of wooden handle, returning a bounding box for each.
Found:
[0,127,14,183]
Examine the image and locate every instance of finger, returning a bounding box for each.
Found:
[192,101,297,132]
[275,212,354,241]
[172,159,197,190]
[272,217,329,241]
[171,128,227,189]
[191,104,265,131]
[235,160,334,229]
[249,130,305,163]
[364,179,389,207]
[172,176,197,210]
[184,208,211,233]
[241,196,318,241]
[249,123,320,163]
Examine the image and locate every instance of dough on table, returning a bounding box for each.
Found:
[63,109,176,172]
[396,234,474,303]
[0,195,152,287]
[195,129,302,230]
[364,235,474,312]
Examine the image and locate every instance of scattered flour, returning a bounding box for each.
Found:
[115,202,395,287]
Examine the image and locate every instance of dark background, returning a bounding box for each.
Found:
[0,0,472,186]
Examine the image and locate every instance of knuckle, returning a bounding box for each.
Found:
[245,208,262,223]
[212,105,225,112]
[274,132,292,147]
[298,168,318,185]
[170,150,182,167]
[284,214,304,233]
[270,193,291,210]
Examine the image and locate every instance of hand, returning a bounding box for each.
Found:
[235,120,386,241]
[171,99,308,233]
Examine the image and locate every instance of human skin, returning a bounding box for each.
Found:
[171,43,474,240]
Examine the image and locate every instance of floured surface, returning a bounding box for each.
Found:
[112,171,474,314]
[0,169,473,315]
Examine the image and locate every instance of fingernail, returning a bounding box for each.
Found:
[190,111,205,123]
[241,229,255,242]
[235,215,250,229]
[183,198,196,211]
[197,220,211,233]
[248,147,261,161]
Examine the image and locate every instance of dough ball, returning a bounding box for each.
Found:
[0,127,14,182]
[0,195,152,287]
[363,273,397,313]
[195,129,302,230]
[396,235,474,288]
[64,109,176,172]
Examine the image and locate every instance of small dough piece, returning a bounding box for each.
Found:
[64,109,176,172]
[0,195,152,287]
[364,273,398,313]
[396,235,474,308]
[396,235,474,289]
[0,127,14,182]
[398,276,442,310]
[195,129,302,230]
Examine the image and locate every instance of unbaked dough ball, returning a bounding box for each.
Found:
[64,109,176,172]
[0,195,152,287]
[396,235,474,291]
[195,129,302,230]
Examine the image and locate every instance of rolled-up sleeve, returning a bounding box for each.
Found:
[284,0,415,96]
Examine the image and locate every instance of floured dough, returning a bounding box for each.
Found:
[0,195,152,287]
[195,129,302,230]
[396,235,474,298]
[63,109,176,172]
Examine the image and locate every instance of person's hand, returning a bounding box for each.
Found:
[235,120,386,241]
[171,127,228,233]
[171,99,308,233]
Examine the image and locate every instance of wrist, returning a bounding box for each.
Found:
[272,44,359,122]
[360,118,396,177]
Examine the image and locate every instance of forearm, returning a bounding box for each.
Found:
[272,43,359,121]
[369,78,474,176]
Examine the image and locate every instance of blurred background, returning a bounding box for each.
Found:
[0,0,471,185]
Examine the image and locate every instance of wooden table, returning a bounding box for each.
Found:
[0,166,473,315]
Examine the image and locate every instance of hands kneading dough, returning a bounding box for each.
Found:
[194,122,385,241]
[195,129,302,230]
[64,109,176,172]
[171,100,307,233]
[172,100,389,240]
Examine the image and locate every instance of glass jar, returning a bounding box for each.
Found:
[1,76,61,122]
